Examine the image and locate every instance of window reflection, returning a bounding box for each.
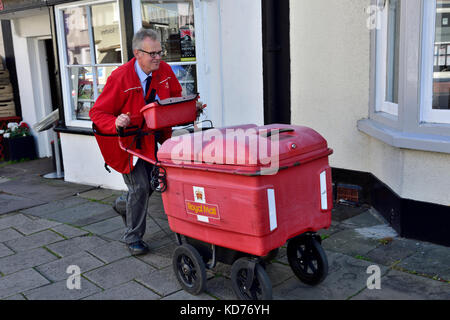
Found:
[385,0,400,104]
[141,0,196,63]
[92,2,122,64]
[69,67,94,120]
[171,64,197,95]
[63,7,91,65]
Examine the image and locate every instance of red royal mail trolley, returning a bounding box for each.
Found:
[118,95,333,300]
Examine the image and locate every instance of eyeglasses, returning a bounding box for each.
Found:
[138,49,164,58]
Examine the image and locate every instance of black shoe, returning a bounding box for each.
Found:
[128,241,150,256]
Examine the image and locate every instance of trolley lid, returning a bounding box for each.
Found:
[158,124,330,170]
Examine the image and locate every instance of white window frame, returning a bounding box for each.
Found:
[359,0,450,154]
[421,1,450,124]
[55,0,123,129]
[375,0,399,116]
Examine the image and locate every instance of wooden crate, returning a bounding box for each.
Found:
[0,84,12,96]
[0,93,13,102]
[0,70,9,85]
[0,100,15,117]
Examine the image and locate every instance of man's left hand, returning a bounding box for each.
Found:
[196,101,206,116]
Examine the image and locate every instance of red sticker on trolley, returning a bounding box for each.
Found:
[185,200,220,220]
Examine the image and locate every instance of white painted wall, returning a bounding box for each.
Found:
[60,133,127,190]
[290,0,450,206]
[11,17,53,158]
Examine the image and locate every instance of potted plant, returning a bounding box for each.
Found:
[0,121,37,161]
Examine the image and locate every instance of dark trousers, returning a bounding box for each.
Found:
[121,159,154,244]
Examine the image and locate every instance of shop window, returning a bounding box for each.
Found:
[56,0,122,126]
[140,0,197,96]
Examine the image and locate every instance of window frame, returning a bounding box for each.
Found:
[55,0,124,129]
[360,0,450,154]
[375,0,400,116]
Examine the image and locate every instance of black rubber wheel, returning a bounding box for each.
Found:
[287,235,328,286]
[173,244,207,295]
[231,257,273,300]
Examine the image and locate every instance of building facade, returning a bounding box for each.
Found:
[1,0,449,245]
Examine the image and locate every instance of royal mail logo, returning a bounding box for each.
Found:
[186,201,220,219]
[193,186,205,203]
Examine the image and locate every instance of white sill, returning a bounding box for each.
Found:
[357,118,450,154]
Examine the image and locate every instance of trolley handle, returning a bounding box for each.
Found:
[116,125,141,137]
[263,128,295,138]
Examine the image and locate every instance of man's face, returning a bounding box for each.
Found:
[134,37,162,74]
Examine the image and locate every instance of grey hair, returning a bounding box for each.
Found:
[132,28,159,51]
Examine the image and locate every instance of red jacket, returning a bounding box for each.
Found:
[89,58,182,174]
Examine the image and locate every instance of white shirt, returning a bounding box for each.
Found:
[134,60,159,100]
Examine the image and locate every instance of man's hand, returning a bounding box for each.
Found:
[196,101,206,116]
[115,113,131,129]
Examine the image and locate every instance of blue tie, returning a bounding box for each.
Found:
[144,75,152,97]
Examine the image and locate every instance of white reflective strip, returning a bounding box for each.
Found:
[267,189,277,231]
[320,171,328,210]
[197,215,209,223]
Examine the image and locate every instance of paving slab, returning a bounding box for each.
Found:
[265,262,296,287]
[366,237,422,266]
[396,242,450,281]
[162,290,215,300]
[12,218,62,235]
[4,230,64,252]
[46,235,110,258]
[3,294,26,300]
[205,276,236,300]
[340,209,387,229]
[136,242,175,270]
[0,268,50,299]
[83,257,156,289]
[20,196,90,218]
[0,228,24,242]
[0,178,93,203]
[0,243,14,258]
[0,247,59,275]
[273,251,388,300]
[321,228,381,257]
[36,251,105,282]
[23,278,103,300]
[83,280,161,300]
[352,269,450,300]
[0,193,45,215]
[0,213,34,230]
[50,224,89,239]
[135,266,181,297]
[42,201,117,227]
[78,188,121,201]
[82,216,124,235]
[87,241,132,264]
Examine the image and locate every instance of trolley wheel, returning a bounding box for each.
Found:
[173,244,207,295]
[287,235,328,286]
[231,257,273,300]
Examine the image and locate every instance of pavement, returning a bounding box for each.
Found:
[0,158,449,300]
